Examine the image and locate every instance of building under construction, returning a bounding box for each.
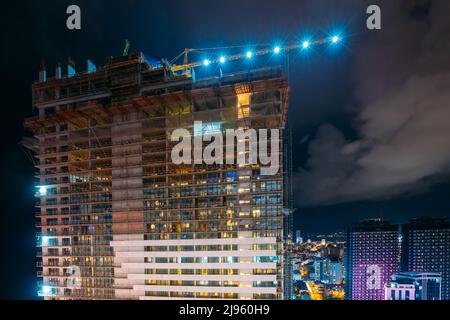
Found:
[24,52,291,300]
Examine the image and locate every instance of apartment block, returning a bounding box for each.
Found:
[345,219,401,300]
[24,53,291,300]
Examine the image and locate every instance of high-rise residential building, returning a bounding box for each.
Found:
[313,258,331,283]
[330,260,345,285]
[311,257,344,284]
[401,217,450,300]
[345,219,401,300]
[385,272,441,301]
[295,230,302,244]
[24,53,291,300]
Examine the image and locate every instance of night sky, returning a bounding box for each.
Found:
[1,0,449,299]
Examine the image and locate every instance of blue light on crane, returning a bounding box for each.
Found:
[331,35,341,43]
[170,32,347,73]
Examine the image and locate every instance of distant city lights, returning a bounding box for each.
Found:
[302,41,310,49]
[273,46,281,54]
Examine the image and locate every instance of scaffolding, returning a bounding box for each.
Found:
[25,52,290,300]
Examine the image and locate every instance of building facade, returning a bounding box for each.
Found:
[385,282,415,301]
[346,219,401,300]
[25,53,291,300]
[295,230,302,244]
[385,272,441,300]
[330,261,345,285]
[401,218,450,300]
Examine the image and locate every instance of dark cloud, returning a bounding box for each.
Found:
[296,0,450,207]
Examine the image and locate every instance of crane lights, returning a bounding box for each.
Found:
[183,33,344,71]
[331,35,341,43]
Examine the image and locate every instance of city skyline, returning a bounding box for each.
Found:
[291,216,449,300]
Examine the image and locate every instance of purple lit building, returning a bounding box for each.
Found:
[401,218,450,300]
[346,219,401,300]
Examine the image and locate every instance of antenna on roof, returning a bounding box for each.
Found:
[123,39,130,56]
[39,59,47,82]
[68,57,76,78]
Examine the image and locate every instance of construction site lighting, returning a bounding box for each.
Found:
[38,186,47,196]
[166,34,348,73]
[42,286,52,295]
[331,35,341,43]
[42,236,49,245]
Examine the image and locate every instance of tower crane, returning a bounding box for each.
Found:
[168,35,342,75]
